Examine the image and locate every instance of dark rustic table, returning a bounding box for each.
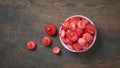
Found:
[0,0,120,68]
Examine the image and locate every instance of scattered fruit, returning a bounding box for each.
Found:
[53,47,61,54]
[45,24,57,36]
[27,40,36,50]
[28,16,96,53]
[42,36,51,46]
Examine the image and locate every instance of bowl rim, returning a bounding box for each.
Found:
[59,15,97,53]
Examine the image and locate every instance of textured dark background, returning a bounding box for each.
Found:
[0,0,120,68]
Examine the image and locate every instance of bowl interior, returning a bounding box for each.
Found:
[59,15,97,52]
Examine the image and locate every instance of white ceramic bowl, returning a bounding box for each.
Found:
[59,15,97,53]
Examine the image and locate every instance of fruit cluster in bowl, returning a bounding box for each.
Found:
[59,15,97,52]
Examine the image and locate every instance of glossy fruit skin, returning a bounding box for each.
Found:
[45,24,57,36]
[62,21,70,30]
[84,24,95,35]
[78,38,87,46]
[66,30,78,42]
[69,22,76,31]
[53,47,61,54]
[42,36,51,46]
[73,43,82,51]
[77,21,86,29]
[27,40,36,50]
[82,33,93,43]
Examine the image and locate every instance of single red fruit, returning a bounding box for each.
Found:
[82,33,93,43]
[69,22,76,31]
[27,40,36,50]
[66,30,78,42]
[53,47,61,54]
[77,21,86,29]
[73,43,82,51]
[78,38,87,46]
[84,24,95,34]
[45,24,57,36]
[62,21,70,30]
[42,36,51,46]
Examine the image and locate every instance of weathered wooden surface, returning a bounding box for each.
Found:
[0,0,120,68]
